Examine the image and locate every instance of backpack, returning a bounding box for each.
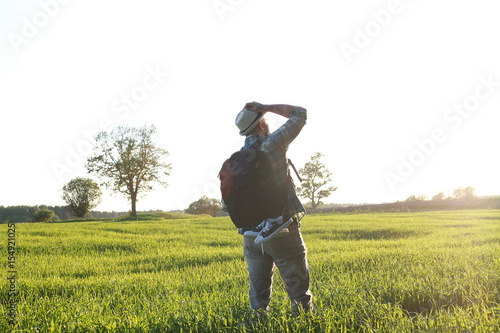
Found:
[218,142,286,228]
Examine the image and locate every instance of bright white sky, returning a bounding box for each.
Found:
[1,0,499,213]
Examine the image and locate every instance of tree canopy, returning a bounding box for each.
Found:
[86,125,172,216]
[186,196,221,217]
[453,186,477,199]
[62,177,103,218]
[297,152,338,209]
[33,209,54,222]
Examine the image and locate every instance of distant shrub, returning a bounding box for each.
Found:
[62,177,102,218]
[432,192,446,201]
[185,196,221,217]
[453,186,477,199]
[406,195,418,202]
[406,194,426,202]
[33,209,55,222]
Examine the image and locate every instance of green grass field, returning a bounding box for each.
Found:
[1,210,499,332]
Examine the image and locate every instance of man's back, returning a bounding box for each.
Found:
[241,108,307,188]
[240,108,307,227]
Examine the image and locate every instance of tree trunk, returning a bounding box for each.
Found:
[131,192,137,216]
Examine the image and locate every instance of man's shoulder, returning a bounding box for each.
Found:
[242,135,264,150]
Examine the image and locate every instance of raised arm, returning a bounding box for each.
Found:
[244,102,307,118]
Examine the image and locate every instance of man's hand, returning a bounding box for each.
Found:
[243,102,269,114]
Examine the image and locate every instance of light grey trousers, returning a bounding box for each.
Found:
[243,222,314,315]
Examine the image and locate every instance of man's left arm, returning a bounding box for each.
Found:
[266,108,307,149]
[244,102,306,119]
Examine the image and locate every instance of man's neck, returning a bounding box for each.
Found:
[247,129,267,137]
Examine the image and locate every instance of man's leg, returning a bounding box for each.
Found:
[267,223,315,316]
[243,235,275,313]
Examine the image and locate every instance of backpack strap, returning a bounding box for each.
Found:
[288,159,302,182]
[248,137,301,183]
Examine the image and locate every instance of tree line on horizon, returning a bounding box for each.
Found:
[1,125,337,222]
[3,123,493,222]
[405,186,478,202]
[0,205,127,223]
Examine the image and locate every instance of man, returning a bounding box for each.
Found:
[233,101,315,320]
